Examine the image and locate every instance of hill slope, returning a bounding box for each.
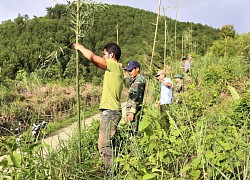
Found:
[0,4,220,82]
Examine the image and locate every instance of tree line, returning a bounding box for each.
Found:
[1,3,244,84]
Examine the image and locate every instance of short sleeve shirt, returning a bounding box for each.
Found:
[184,60,191,72]
[160,77,173,105]
[99,59,123,110]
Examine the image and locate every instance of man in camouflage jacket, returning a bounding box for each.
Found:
[123,60,146,134]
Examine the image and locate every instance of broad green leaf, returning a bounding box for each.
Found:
[235,150,244,159]
[180,165,191,173]
[169,136,175,143]
[7,151,21,168]
[162,156,170,163]
[32,143,45,154]
[142,173,156,180]
[124,163,130,171]
[139,119,151,132]
[130,157,138,166]
[205,150,214,159]
[140,168,147,173]
[114,157,124,164]
[218,140,234,151]
[190,170,201,179]
[149,134,158,141]
[192,157,201,168]
[152,167,163,173]
[227,85,240,101]
[159,151,167,161]
[168,148,180,155]
[169,118,175,125]
[205,134,214,140]
[0,159,8,168]
[172,129,180,137]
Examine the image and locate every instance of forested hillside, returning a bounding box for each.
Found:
[0,4,220,83]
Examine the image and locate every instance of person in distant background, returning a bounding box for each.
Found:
[74,42,123,172]
[123,60,146,135]
[156,69,173,131]
[174,74,184,93]
[188,54,193,67]
[181,57,191,74]
[173,74,184,104]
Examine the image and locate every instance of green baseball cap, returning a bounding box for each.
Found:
[174,74,183,79]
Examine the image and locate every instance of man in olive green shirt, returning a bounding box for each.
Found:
[74,42,123,171]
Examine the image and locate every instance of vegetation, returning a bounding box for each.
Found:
[0,4,221,82]
[0,1,250,180]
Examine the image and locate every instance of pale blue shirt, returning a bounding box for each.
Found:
[160,77,173,105]
[184,60,191,72]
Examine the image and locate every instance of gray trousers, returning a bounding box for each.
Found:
[98,109,121,167]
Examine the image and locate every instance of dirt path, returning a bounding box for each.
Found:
[42,102,126,150]
[42,113,100,150]
[0,102,127,163]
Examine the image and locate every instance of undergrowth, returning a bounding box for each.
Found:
[1,56,249,179]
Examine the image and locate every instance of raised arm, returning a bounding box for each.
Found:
[73,43,107,70]
[162,81,173,87]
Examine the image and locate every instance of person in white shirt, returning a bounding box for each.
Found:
[156,69,173,131]
[181,57,191,74]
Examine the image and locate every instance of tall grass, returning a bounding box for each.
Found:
[1,77,249,179]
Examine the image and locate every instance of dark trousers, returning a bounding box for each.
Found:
[126,107,142,135]
[131,109,143,134]
[160,104,170,131]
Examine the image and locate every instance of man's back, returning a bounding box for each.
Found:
[100,58,123,111]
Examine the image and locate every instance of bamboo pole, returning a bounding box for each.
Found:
[149,0,161,74]
[163,7,167,70]
[174,0,178,61]
[182,34,184,58]
[116,23,119,45]
[145,0,161,104]
[190,23,193,53]
[75,0,82,162]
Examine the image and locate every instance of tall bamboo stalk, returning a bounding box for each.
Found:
[145,0,161,104]
[116,23,119,45]
[149,0,161,74]
[190,23,193,53]
[174,0,178,61]
[75,0,82,162]
[224,37,228,59]
[181,34,184,58]
[163,7,167,70]
[163,6,171,70]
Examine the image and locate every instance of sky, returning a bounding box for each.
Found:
[0,0,249,34]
